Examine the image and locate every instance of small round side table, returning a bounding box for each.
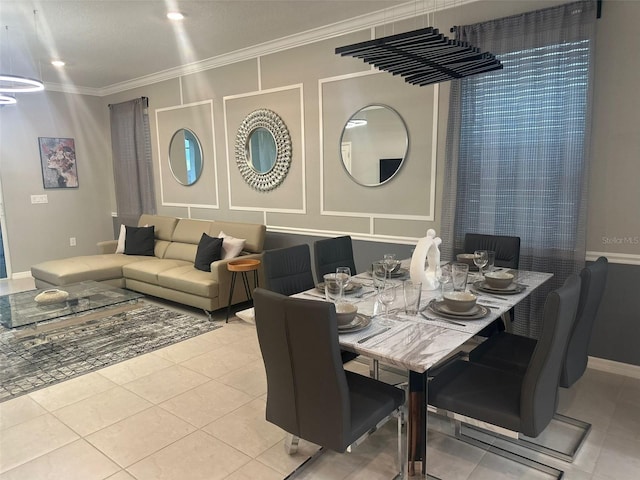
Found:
[226,258,261,322]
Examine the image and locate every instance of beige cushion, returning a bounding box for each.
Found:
[123,259,191,284]
[31,254,152,286]
[158,265,220,298]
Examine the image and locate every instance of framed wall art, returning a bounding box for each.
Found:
[38,137,79,189]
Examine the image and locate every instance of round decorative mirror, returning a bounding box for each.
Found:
[339,104,409,187]
[235,109,292,192]
[168,128,203,185]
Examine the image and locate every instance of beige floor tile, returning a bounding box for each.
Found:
[0,414,79,473]
[105,471,136,480]
[467,451,553,480]
[255,438,320,477]
[0,395,47,431]
[424,429,487,480]
[592,433,640,480]
[127,430,250,480]
[0,277,35,295]
[215,359,267,397]
[203,398,285,458]
[52,386,152,436]
[180,344,261,380]
[28,372,117,411]
[618,376,640,406]
[224,459,283,480]
[97,352,174,385]
[159,379,253,428]
[607,399,640,441]
[0,439,119,480]
[122,364,209,404]
[152,334,218,364]
[85,406,196,468]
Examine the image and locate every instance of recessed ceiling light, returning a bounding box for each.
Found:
[167,11,184,21]
[51,60,65,67]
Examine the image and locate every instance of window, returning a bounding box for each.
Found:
[454,41,591,251]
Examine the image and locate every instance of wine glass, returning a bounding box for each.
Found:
[383,253,400,280]
[335,267,351,303]
[473,250,489,277]
[378,282,396,318]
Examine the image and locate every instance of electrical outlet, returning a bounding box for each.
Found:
[69,237,76,247]
[30,194,48,204]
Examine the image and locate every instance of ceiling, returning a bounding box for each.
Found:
[0,0,419,94]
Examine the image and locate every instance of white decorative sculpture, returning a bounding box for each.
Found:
[410,228,442,290]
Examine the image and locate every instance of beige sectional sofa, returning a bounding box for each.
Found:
[30,214,266,313]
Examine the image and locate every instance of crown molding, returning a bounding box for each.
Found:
[43,82,103,97]
[80,0,479,97]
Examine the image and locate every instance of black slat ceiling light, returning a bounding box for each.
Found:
[335,2,502,87]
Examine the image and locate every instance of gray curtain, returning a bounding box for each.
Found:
[109,97,156,227]
[441,1,597,337]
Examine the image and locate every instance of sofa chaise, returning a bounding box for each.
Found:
[30,214,266,314]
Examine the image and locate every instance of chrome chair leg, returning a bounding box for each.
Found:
[370,358,379,379]
[454,420,565,479]
[284,434,300,454]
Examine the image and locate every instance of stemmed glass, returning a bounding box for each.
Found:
[383,253,401,281]
[473,250,489,277]
[335,267,351,303]
[378,282,396,318]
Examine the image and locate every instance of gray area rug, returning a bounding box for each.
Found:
[0,302,221,402]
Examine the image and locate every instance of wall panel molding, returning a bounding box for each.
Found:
[223,84,306,214]
[155,100,219,209]
[319,70,438,225]
[586,251,640,265]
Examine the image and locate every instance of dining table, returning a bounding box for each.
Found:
[299,259,553,477]
[238,259,553,478]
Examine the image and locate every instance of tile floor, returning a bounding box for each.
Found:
[1,277,639,479]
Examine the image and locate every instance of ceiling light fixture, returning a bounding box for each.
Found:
[336,26,502,87]
[0,11,45,94]
[167,11,184,21]
[0,94,18,105]
[51,60,65,67]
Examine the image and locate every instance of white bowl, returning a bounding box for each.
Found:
[443,291,477,312]
[335,302,358,326]
[484,271,515,289]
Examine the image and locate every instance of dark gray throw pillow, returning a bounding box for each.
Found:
[124,225,155,256]
[194,233,223,272]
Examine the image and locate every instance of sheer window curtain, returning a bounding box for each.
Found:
[109,97,156,227]
[441,1,597,337]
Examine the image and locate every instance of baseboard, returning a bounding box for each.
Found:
[587,356,640,379]
[11,271,33,280]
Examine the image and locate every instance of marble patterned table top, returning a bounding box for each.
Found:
[296,265,553,374]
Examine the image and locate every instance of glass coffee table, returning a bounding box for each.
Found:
[0,280,143,329]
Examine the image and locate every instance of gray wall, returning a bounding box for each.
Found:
[1,0,638,367]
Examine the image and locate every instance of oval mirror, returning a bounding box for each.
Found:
[168,128,203,185]
[340,104,408,187]
[247,127,277,173]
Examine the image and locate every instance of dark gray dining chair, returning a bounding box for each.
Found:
[428,274,581,479]
[463,233,521,335]
[253,288,406,477]
[463,233,521,269]
[263,244,316,296]
[467,256,608,461]
[313,235,357,283]
[262,244,358,364]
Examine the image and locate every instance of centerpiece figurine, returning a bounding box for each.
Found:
[410,228,442,290]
